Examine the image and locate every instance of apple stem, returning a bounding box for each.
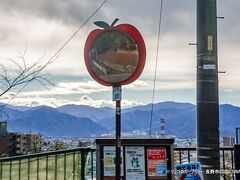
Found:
[111,18,119,27]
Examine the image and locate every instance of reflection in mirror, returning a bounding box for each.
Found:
[89,30,139,83]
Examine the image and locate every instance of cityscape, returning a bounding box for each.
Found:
[0,101,239,179]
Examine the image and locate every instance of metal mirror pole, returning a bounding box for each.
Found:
[113,86,121,180]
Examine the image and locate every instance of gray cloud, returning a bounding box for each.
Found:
[1,0,238,40]
[0,0,196,33]
[0,0,240,106]
[0,0,238,30]
[0,0,105,25]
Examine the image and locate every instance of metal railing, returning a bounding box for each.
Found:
[0,148,95,180]
[0,146,236,180]
[174,147,235,180]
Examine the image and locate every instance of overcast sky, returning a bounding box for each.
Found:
[0,0,240,108]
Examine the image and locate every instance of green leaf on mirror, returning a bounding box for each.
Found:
[93,21,110,29]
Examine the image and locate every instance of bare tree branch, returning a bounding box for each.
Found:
[0,52,55,99]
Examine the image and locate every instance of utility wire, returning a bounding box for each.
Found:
[47,0,108,64]
[0,0,108,112]
[149,0,164,138]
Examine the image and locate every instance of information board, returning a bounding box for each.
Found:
[103,146,123,176]
[147,148,167,177]
[125,146,146,180]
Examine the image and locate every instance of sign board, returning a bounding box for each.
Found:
[103,146,123,176]
[175,162,203,180]
[96,139,175,180]
[207,35,213,53]
[113,86,122,101]
[125,146,146,180]
[147,148,167,177]
[203,64,216,70]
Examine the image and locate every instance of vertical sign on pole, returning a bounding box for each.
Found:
[113,86,122,180]
[113,86,122,101]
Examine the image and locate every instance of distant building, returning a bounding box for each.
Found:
[0,135,10,156]
[236,127,240,144]
[223,136,235,146]
[0,133,18,156]
[0,122,16,156]
[160,118,166,138]
[16,133,42,154]
[0,121,42,156]
[0,121,7,135]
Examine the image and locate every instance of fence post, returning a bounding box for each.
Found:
[73,152,76,180]
[179,150,182,164]
[64,153,67,180]
[55,154,58,180]
[187,150,190,163]
[234,145,240,180]
[46,155,48,180]
[37,156,39,180]
[28,157,30,180]
[19,159,21,180]
[81,150,87,180]
[9,161,12,180]
[91,151,94,180]
[222,149,226,179]
[0,162,2,180]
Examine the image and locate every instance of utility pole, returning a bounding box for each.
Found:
[197,0,220,179]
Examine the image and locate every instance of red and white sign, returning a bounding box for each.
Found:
[147,148,167,176]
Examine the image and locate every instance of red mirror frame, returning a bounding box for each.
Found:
[84,24,146,86]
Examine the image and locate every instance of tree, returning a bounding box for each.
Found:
[0,51,56,109]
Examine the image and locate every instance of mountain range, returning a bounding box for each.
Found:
[0,101,239,138]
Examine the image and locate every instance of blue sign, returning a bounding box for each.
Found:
[175,162,203,180]
[113,86,122,101]
[157,164,167,176]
